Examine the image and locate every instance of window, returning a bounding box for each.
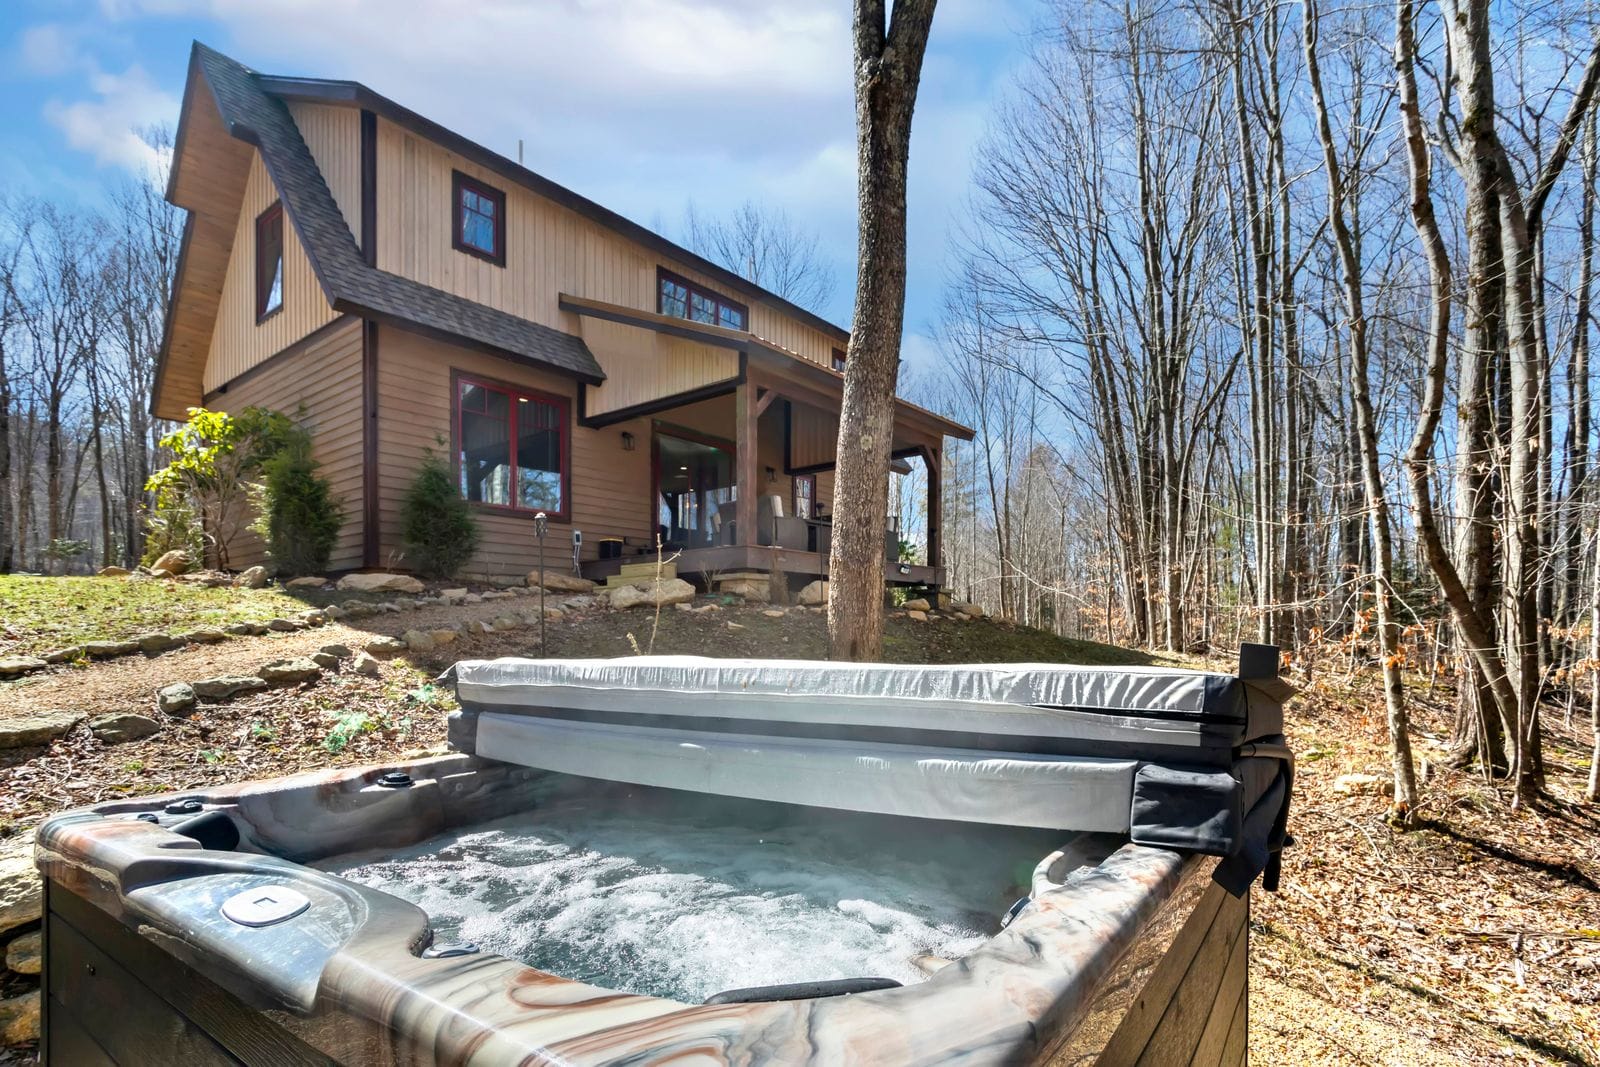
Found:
[831,348,847,372]
[452,171,506,265]
[657,269,747,330]
[255,202,283,321]
[793,474,815,520]
[455,375,568,518]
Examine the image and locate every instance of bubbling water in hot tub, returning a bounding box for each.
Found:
[318,775,1064,1003]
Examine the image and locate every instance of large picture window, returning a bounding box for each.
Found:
[452,171,506,265]
[657,268,747,330]
[255,202,283,321]
[455,375,568,519]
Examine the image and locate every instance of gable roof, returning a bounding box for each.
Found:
[154,43,604,418]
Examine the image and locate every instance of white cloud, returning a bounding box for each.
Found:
[15,23,84,76]
[43,63,179,172]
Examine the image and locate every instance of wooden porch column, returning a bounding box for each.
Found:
[925,443,943,570]
[735,378,758,545]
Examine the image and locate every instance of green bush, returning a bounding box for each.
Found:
[255,431,344,576]
[402,448,479,578]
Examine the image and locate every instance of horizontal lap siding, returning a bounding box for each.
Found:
[204,151,339,391]
[209,318,366,571]
[376,326,652,578]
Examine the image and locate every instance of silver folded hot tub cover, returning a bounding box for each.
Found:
[447,649,1294,895]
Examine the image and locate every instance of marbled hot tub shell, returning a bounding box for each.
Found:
[34,754,1249,1065]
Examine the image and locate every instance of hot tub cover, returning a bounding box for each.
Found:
[448,653,1294,894]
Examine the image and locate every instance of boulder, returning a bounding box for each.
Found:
[323,604,348,621]
[298,609,328,626]
[716,575,770,602]
[135,632,179,655]
[544,607,565,621]
[98,565,132,578]
[441,587,469,600]
[6,929,40,975]
[0,991,39,1045]
[1333,773,1394,797]
[952,601,985,619]
[463,593,484,604]
[319,644,353,659]
[610,578,696,611]
[90,713,162,744]
[41,646,83,665]
[364,636,406,657]
[224,623,255,636]
[157,682,197,717]
[527,571,596,594]
[234,565,269,588]
[480,590,514,601]
[796,579,829,606]
[266,618,302,632]
[342,600,376,618]
[0,840,41,936]
[429,629,459,646]
[560,595,599,612]
[351,651,382,676]
[403,629,436,652]
[310,652,341,670]
[907,609,929,622]
[0,656,45,678]
[84,639,139,658]
[149,549,190,577]
[176,628,227,645]
[286,575,328,589]
[191,675,269,701]
[762,609,786,619]
[337,572,425,594]
[483,574,527,588]
[491,616,522,631]
[902,598,931,613]
[467,620,495,636]
[0,711,83,751]
[259,658,322,686]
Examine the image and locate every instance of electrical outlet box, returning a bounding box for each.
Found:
[572,530,582,546]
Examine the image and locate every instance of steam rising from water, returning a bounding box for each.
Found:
[319,780,1060,1002]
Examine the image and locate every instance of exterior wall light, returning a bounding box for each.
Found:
[621,431,636,451]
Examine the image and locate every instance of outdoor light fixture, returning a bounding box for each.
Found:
[899,564,911,575]
[766,466,776,482]
[621,431,635,451]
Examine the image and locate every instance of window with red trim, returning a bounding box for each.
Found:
[452,171,505,265]
[255,202,283,321]
[831,348,847,372]
[455,377,567,515]
[657,268,747,330]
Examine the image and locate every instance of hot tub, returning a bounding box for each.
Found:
[34,651,1291,1065]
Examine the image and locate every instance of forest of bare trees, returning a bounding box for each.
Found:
[923,0,1600,811]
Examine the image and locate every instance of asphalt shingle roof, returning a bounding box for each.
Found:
[193,44,604,383]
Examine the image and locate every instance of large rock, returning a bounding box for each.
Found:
[319,644,353,659]
[6,929,40,975]
[286,575,328,589]
[0,991,39,1045]
[527,571,596,594]
[259,658,322,686]
[157,682,197,717]
[716,574,770,602]
[402,629,436,652]
[41,646,82,664]
[363,636,406,658]
[351,651,382,676]
[84,639,139,659]
[952,601,985,618]
[177,628,228,645]
[337,572,425,594]
[90,713,162,744]
[907,609,929,622]
[610,578,696,611]
[234,565,268,588]
[149,549,190,577]
[97,565,132,578]
[136,632,180,655]
[0,840,40,936]
[1334,773,1394,797]
[796,580,829,606]
[902,597,931,612]
[191,675,269,701]
[0,711,84,750]
[0,656,45,678]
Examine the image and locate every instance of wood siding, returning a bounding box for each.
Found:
[289,102,362,235]
[207,318,366,571]
[203,151,339,391]
[372,117,842,381]
[375,326,653,578]
[789,403,841,469]
[580,320,737,418]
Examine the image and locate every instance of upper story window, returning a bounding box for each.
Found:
[452,171,506,265]
[657,268,747,331]
[831,348,847,372]
[255,202,283,322]
[455,375,568,519]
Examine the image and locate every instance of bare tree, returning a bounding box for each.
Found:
[683,200,836,312]
[828,0,938,661]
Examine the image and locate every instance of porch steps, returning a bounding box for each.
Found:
[605,561,677,587]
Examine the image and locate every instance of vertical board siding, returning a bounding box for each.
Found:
[208,318,366,571]
[289,103,361,235]
[372,117,844,383]
[204,151,338,391]
[582,323,739,417]
[376,326,652,578]
[789,403,841,469]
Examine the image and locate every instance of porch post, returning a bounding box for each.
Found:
[925,443,943,570]
[735,378,758,546]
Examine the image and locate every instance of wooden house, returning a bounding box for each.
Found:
[153,44,973,590]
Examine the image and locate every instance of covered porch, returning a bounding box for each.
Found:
[563,294,970,592]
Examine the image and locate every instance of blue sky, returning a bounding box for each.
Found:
[0,0,1033,371]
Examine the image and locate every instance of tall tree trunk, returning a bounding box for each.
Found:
[828,0,937,661]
